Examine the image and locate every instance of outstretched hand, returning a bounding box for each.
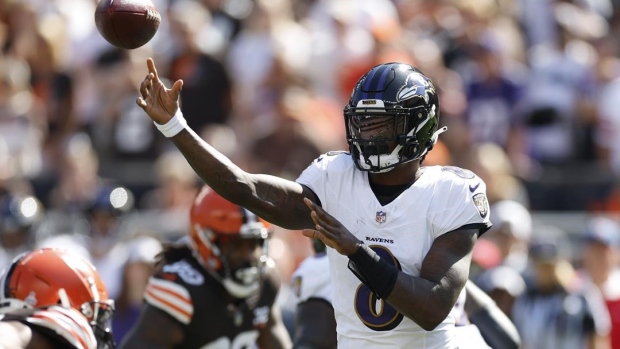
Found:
[302,198,360,256]
[136,58,184,125]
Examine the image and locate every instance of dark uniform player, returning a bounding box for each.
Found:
[120,186,291,349]
[0,248,116,349]
[0,306,99,349]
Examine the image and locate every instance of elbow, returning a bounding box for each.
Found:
[415,306,454,331]
[420,320,442,332]
[412,312,447,331]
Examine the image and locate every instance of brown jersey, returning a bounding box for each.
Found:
[143,250,280,349]
[0,305,98,349]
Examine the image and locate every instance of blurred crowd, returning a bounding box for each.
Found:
[1,0,620,347]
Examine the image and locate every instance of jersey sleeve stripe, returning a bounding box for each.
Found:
[148,277,192,303]
[145,284,193,314]
[46,306,94,340]
[30,312,95,349]
[145,282,193,312]
[145,288,193,325]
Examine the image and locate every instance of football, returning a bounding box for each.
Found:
[95,0,161,50]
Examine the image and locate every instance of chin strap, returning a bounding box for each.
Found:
[356,106,447,173]
[430,126,448,144]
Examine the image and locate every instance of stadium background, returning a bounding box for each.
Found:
[1,0,620,346]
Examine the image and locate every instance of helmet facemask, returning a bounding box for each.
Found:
[191,223,270,299]
[78,289,115,349]
[346,103,443,173]
[0,251,116,349]
[58,288,115,349]
[344,63,446,173]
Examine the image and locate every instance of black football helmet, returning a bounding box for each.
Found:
[344,63,446,173]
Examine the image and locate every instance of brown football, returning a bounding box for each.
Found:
[95,0,161,50]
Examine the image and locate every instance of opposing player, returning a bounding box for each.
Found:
[290,239,336,349]
[119,186,291,349]
[0,305,99,349]
[137,59,491,347]
[0,248,116,349]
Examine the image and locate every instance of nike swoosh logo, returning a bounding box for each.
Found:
[469,182,480,192]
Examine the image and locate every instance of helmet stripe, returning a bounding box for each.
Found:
[361,65,381,100]
[363,66,379,91]
[374,64,393,100]
[362,64,394,100]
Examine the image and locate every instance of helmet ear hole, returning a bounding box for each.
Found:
[402,144,419,158]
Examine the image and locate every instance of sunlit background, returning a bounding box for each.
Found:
[1,0,620,347]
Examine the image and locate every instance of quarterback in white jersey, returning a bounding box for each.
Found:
[297,154,490,348]
[138,60,492,349]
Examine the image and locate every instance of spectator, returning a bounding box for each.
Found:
[578,216,620,349]
[168,0,232,133]
[512,225,611,349]
[463,38,526,156]
[487,199,533,273]
[0,193,44,268]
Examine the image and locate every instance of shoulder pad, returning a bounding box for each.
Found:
[14,306,97,349]
[440,166,476,179]
[145,269,195,325]
[291,254,331,303]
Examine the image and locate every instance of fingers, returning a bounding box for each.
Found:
[301,229,316,238]
[302,229,332,249]
[304,198,338,227]
[147,57,158,80]
[136,97,146,109]
[304,197,326,218]
[139,73,154,99]
[171,79,184,99]
[303,197,314,208]
[309,212,339,233]
[303,197,327,216]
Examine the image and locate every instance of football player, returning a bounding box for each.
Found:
[138,59,492,347]
[291,241,521,349]
[0,306,99,349]
[119,186,291,349]
[0,248,116,349]
[290,239,336,349]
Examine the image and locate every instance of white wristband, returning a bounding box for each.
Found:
[154,109,187,138]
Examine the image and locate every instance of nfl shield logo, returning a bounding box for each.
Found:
[376,211,387,224]
[292,276,302,298]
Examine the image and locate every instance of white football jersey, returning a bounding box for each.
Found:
[291,253,332,304]
[296,152,491,349]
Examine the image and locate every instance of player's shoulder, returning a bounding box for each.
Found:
[304,151,354,173]
[1,306,97,349]
[291,253,331,303]
[425,165,485,190]
[156,255,206,288]
[429,165,481,182]
[145,256,204,325]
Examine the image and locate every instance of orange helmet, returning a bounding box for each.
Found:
[189,186,271,298]
[0,248,115,348]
